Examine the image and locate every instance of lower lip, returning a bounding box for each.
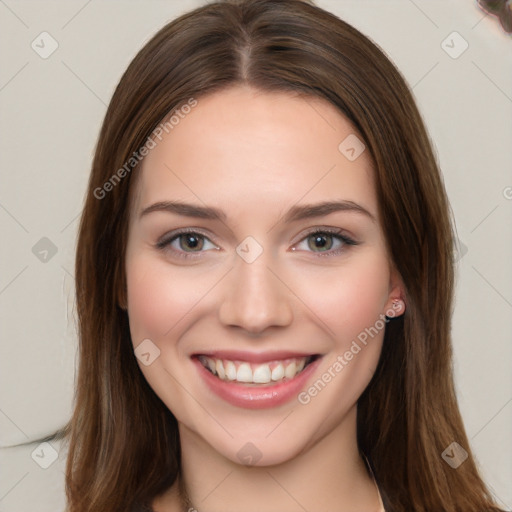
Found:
[193,357,322,409]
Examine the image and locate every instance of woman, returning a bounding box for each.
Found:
[62,0,505,510]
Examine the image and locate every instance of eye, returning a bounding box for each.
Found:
[156,229,218,257]
[293,229,358,255]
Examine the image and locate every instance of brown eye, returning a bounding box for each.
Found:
[307,233,334,252]
[156,231,218,257]
[293,229,358,256]
[178,233,204,251]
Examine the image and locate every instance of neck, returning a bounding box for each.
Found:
[173,406,380,512]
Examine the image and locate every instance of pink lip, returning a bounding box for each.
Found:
[193,355,322,409]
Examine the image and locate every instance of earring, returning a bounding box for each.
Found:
[391,298,404,313]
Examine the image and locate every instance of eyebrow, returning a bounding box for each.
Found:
[139,200,376,223]
[140,201,227,221]
[282,200,376,224]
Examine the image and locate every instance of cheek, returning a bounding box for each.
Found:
[125,254,194,344]
[126,257,169,344]
[292,252,390,343]
[125,252,227,345]
[290,255,390,436]
[124,254,204,412]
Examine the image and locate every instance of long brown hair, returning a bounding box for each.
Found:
[60,0,504,510]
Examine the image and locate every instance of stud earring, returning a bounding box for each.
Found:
[391,298,404,313]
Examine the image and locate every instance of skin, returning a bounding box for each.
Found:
[124,85,405,512]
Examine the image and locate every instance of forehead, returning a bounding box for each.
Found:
[130,86,377,221]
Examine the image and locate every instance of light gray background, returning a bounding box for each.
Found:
[0,1,511,511]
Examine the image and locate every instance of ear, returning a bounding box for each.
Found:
[384,264,406,317]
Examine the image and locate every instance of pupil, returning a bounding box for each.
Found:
[309,234,332,251]
[181,234,203,251]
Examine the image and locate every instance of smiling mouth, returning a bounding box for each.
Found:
[197,355,319,385]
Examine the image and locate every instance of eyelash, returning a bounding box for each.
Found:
[155,227,359,260]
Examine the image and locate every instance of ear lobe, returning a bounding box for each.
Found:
[391,298,405,315]
[383,297,405,320]
[386,271,406,318]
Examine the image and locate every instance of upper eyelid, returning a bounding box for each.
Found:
[158,227,218,243]
[294,226,349,239]
[159,226,349,240]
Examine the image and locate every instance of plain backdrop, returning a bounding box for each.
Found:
[0,1,511,511]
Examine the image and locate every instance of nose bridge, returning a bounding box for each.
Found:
[217,248,293,333]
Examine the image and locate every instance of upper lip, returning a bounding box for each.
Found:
[192,350,319,364]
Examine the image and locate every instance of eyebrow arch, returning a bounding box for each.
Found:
[282,200,376,224]
[139,201,227,221]
[139,199,375,223]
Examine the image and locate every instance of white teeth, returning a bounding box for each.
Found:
[271,364,285,381]
[225,360,237,381]
[206,357,216,374]
[284,362,297,379]
[253,364,272,384]
[215,359,225,379]
[199,356,311,384]
[236,363,253,382]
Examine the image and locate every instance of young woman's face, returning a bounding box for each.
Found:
[125,85,403,465]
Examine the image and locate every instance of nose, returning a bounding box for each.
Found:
[217,255,294,334]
